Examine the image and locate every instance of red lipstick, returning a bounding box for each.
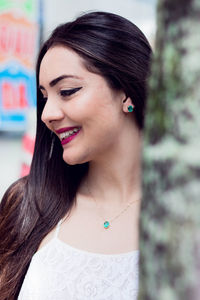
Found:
[61,130,81,145]
[55,126,80,134]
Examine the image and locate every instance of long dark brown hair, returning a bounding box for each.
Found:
[0,11,152,299]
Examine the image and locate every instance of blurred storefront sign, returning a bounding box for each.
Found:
[0,0,39,132]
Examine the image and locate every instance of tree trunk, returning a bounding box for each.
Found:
[139,0,200,299]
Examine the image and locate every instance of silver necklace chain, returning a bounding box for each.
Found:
[86,181,140,229]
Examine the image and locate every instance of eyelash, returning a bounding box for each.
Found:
[60,87,82,97]
[41,87,82,101]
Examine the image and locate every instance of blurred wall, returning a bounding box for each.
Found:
[43,0,156,43]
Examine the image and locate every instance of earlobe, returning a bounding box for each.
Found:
[127,105,134,112]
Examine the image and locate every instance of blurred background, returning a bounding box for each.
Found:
[0,0,157,198]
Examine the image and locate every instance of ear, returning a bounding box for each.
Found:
[122,96,135,113]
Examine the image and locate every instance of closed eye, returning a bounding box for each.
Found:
[60,87,82,97]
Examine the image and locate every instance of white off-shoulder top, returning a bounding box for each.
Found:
[18,219,139,300]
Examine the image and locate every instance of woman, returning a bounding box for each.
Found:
[0,11,152,300]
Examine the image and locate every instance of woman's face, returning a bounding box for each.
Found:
[39,45,128,165]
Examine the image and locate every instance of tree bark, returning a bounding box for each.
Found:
[139,0,200,299]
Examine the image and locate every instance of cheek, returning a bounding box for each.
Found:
[63,93,120,136]
[88,113,120,149]
[64,86,114,121]
[62,100,92,122]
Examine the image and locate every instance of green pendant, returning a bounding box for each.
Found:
[104,221,110,229]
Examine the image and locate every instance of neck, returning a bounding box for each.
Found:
[80,124,143,206]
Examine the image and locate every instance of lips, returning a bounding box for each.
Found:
[55,126,80,134]
[60,128,81,145]
[55,126,82,146]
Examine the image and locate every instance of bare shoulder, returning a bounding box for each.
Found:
[37,210,73,252]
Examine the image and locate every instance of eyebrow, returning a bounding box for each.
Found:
[39,75,82,90]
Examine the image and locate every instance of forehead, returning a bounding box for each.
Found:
[39,46,87,84]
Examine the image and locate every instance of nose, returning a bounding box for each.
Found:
[41,98,64,125]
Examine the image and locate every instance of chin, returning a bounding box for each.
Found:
[62,153,88,166]
[63,156,79,165]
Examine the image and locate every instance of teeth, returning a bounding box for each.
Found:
[59,127,80,141]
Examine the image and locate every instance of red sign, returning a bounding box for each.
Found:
[1,81,28,109]
[0,13,37,68]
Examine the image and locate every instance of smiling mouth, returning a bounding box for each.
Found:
[59,127,81,141]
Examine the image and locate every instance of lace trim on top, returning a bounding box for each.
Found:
[18,219,139,300]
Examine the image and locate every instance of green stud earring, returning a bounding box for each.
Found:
[128,105,134,112]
